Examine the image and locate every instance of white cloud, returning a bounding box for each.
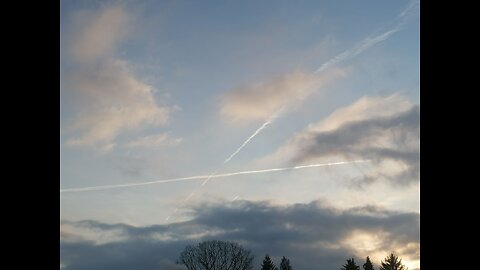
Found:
[68,4,131,62]
[60,221,128,245]
[220,68,347,124]
[62,5,174,151]
[310,93,414,133]
[257,94,419,186]
[65,59,171,149]
[124,133,182,148]
[259,94,414,165]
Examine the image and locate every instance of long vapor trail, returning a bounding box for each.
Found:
[60,160,370,193]
[201,108,284,186]
[162,1,417,221]
[314,28,398,74]
[224,107,284,165]
[223,120,272,165]
[314,1,418,74]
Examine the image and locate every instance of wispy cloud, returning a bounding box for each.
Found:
[62,4,174,151]
[67,4,131,62]
[124,133,182,149]
[220,69,347,124]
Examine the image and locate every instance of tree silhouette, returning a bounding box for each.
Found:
[379,253,406,270]
[279,256,292,270]
[261,254,278,270]
[178,240,254,270]
[363,256,374,270]
[341,258,360,270]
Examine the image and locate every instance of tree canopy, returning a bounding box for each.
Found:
[178,240,254,270]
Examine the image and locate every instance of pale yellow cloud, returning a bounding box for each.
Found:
[65,59,171,149]
[310,93,414,133]
[220,68,347,124]
[68,5,131,62]
[63,5,175,151]
[341,230,419,270]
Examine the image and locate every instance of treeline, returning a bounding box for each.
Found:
[177,240,408,270]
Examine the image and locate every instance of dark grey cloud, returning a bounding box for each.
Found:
[292,106,419,186]
[61,200,419,270]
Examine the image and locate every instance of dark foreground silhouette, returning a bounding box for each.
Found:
[177,240,409,270]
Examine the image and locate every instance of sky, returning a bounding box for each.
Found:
[60,0,420,269]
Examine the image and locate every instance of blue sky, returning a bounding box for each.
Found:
[60,1,419,269]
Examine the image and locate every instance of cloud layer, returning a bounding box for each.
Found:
[61,199,419,270]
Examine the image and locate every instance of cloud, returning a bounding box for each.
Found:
[60,199,419,270]
[220,68,347,124]
[68,4,131,62]
[124,133,182,149]
[62,5,174,151]
[64,59,171,149]
[259,94,419,186]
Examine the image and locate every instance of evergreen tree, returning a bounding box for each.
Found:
[279,256,292,270]
[341,258,360,270]
[379,253,406,270]
[363,256,374,270]
[261,254,278,270]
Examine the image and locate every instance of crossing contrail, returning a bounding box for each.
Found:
[60,160,370,193]
[200,108,284,187]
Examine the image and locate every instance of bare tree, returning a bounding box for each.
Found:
[178,240,254,270]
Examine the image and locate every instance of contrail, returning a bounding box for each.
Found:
[163,1,418,222]
[399,0,419,19]
[314,1,418,74]
[224,107,285,165]
[200,108,284,187]
[60,160,370,193]
[315,28,399,74]
[223,120,272,165]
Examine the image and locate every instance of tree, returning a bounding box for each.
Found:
[363,256,374,270]
[379,253,406,270]
[279,256,292,270]
[178,240,254,270]
[341,258,360,270]
[261,254,278,270]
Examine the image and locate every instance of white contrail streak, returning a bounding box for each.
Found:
[60,160,370,193]
[199,108,284,187]
[314,1,417,74]
[224,120,271,164]
[399,0,419,18]
[314,28,399,74]
[223,108,284,165]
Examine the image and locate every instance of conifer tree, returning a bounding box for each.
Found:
[341,258,360,270]
[261,254,278,270]
[279,256,292,270]
[363,256,374,270]
[379,253,406,270]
